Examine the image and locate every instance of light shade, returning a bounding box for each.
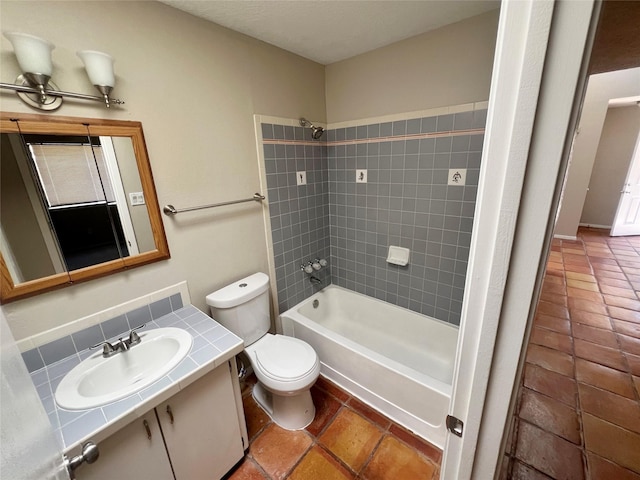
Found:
[77,50,115,87]
[3,32,54,76]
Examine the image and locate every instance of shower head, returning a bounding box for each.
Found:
[300,117,325,140]
[311,125,324,139]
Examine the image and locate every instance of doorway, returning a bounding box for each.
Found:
[502,1,640,477]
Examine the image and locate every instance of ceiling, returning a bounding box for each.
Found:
[588,0,640,75]
[159,0,499,65]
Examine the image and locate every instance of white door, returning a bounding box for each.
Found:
[0,308,70,480]
[611,129,640,236]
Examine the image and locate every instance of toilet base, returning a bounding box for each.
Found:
[252,383,316,430]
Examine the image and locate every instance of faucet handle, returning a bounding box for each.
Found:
[90,340,116,357]
[128,324,146,345]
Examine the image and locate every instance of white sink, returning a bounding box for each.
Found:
[55,327,193,410]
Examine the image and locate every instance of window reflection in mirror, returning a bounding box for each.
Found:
[0,113,169,303]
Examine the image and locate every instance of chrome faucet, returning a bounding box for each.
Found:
[309,275,322,285]
[91,324,145,357]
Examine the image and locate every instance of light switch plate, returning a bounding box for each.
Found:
[129,192,145,205]
[356,169,368,183]
[448,169,467,186]
[296,171,307,185]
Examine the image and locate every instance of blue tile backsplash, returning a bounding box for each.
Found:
[262,108,485,325]
[21,293,183,372]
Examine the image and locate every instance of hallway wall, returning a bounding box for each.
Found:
[555,67,640,238]
[581,105,640,227]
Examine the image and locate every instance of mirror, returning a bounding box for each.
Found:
[0,112,170,302]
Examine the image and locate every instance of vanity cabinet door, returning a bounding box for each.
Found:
[157,362,245,480]
[74,410,173,480]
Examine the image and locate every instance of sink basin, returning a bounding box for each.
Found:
[55,327,193,410]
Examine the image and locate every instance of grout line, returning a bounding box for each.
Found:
[567,235,590,480]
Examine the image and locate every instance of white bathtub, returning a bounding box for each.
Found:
[280,284,458,448]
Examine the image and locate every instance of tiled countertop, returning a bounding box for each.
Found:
[30,305,243,453]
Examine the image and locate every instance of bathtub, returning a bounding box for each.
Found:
[280,285,458,448]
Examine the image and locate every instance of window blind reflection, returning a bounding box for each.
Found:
[28,143,115,207]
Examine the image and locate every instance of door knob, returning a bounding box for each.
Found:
[65,442,99,479]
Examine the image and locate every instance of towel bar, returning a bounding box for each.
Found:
[163,193,265,216]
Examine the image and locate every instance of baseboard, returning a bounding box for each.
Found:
[578,223,611,230]
[553,234,577,240]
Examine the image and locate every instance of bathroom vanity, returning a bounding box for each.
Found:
[28,302,248,480]
[72,363,244,480]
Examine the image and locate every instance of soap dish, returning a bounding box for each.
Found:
[386,246,410,266]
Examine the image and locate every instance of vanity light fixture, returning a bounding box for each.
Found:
[1,32,124,111]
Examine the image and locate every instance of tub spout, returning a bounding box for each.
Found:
[310,275,322,285]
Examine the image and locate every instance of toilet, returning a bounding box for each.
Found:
[206,272,320,430]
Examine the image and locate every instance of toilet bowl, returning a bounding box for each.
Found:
[206,273,320,430]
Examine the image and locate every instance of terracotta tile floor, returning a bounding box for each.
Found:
[225,375,442,480]
[505,228,640,480]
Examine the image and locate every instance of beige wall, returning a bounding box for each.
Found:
[554,68,640,238]
[325,10,499,123]
[0,1,325,341]
[581,106,640,227]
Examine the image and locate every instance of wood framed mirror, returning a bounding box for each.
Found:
[1,112,170,302]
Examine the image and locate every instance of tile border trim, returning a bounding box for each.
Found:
[263,128,485,146]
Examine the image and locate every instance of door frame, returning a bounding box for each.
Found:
[441,0,598,478]
[99,136,140,255]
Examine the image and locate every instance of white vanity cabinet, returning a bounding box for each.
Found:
[75,361,246,480]
[156,362,245,479]
[74,409,174,480]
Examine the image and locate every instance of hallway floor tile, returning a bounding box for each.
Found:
[506,228,640,480]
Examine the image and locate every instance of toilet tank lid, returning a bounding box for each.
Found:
[206,272,269,309]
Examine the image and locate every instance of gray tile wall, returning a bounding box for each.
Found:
[262,124,331,313]
[262,109,485,324]
[327,110,485,324]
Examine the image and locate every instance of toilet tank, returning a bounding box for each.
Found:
[205,272,270,346]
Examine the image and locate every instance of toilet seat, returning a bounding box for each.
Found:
[246,334,320,393]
